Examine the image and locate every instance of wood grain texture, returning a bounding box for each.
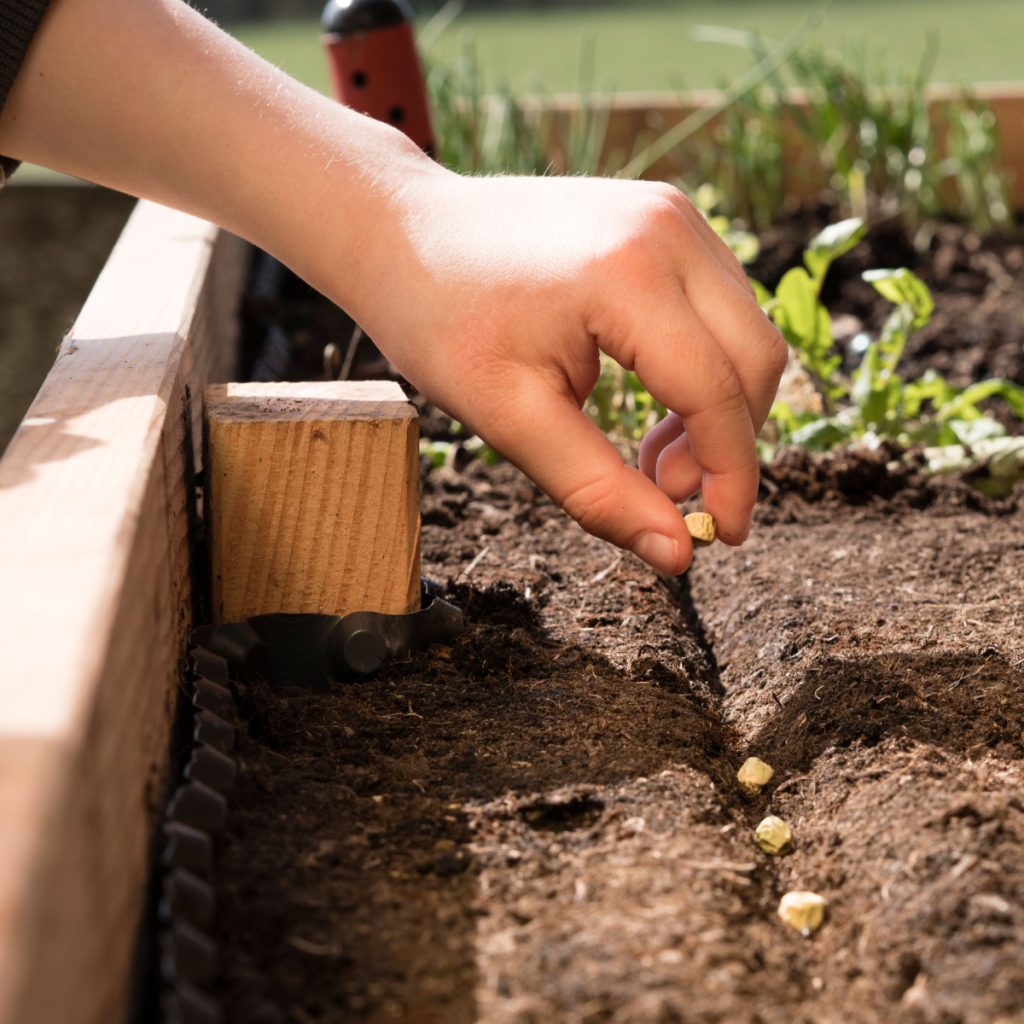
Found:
[0,201,247,1024]
[206,380,421,621]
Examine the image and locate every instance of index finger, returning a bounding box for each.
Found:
[619,292,761,543]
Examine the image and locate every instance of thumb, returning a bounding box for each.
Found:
[485,382,695,575]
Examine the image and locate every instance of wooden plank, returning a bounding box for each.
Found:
[206,380,420,622]
[0,201,248,1024]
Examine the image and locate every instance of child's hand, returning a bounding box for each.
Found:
[344,169,787,574]
[0,0,787,575]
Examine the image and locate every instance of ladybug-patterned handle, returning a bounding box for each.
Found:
[321,0,436,156]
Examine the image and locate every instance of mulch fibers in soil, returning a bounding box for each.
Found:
[205,208,1024,1023]
[212,456,1024,1024]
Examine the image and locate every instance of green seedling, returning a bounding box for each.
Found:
[759,217,867,408]
[682,34,1013,233]
[420,435,500,469]
[757,221,1024,496]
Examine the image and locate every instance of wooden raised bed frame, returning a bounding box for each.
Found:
[0,81,1022,1024]
[0,203,247,1024]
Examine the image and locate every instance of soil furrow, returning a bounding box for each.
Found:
[689,505,1024,1024]
[218,463,759,1022]
[215,461,1024,1023]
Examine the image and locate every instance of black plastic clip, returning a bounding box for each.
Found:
[190,582,463,690]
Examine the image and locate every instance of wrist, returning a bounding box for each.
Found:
[240,99,450,327]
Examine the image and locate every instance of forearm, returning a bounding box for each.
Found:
[0,0,439,317]
[0,0,786,573]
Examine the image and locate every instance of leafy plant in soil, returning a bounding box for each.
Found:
[424,7,1015,235]
[758,217,1024,494]
[416,11,1021,488]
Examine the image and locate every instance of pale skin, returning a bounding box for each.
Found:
[0,0,789,575]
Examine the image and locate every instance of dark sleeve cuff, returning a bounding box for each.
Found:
[0,0,54,184]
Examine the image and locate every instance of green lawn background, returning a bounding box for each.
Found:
[237,0,1024,96]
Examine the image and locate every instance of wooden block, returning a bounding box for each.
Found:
[205,380,421,621]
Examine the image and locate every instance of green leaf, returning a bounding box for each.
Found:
[419,439,454,468]
[724,229,760,265]
[773,267,836,383]
[767,400,826,443]
[789,417,853,450]
[902,371,955,417]
[984,436,1024,481]
[850,340,877,406]
[850,340,896,427]
[804,217,867,283]
[756,437,777,463]
[925,437,1024,497]
[949,417,1007,445]
[939,378,1024,421]
[924,444,972,476]
[862,267,935,328]
[774,267,819,333]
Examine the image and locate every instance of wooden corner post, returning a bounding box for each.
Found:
[205,381,420,621]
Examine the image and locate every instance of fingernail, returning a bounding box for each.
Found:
[631,532,684,575]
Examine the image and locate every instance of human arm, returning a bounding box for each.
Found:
[0,0,788,574]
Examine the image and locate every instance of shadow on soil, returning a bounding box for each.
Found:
[217,578,742,1022]
[747,651,1024,772]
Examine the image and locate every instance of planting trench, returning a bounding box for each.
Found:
[206,453,1024,1024]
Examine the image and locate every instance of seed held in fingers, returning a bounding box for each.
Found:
[755,815,793,855]
[737,756,774,795]
[684,512,716,546]
[778,891,827,936]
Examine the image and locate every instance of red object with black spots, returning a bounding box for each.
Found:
[321,0,436,156]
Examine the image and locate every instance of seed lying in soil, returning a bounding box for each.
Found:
[778,891,827,936]
[754,815,793,855]
[684,511,717,546]
[737,756,774,794]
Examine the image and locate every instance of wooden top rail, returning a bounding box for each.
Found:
[0,201,247,1024]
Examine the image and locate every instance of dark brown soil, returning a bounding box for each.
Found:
[211,209,1024,1023]
[215,457,1024,1024]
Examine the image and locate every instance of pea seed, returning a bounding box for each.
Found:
[755,815,793,855]
[778,891,827,936]
[737,756,774,795]
[684,512,716,546]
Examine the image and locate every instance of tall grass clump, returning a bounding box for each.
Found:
[687,36,1013,233]
[422,2,1013,236]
